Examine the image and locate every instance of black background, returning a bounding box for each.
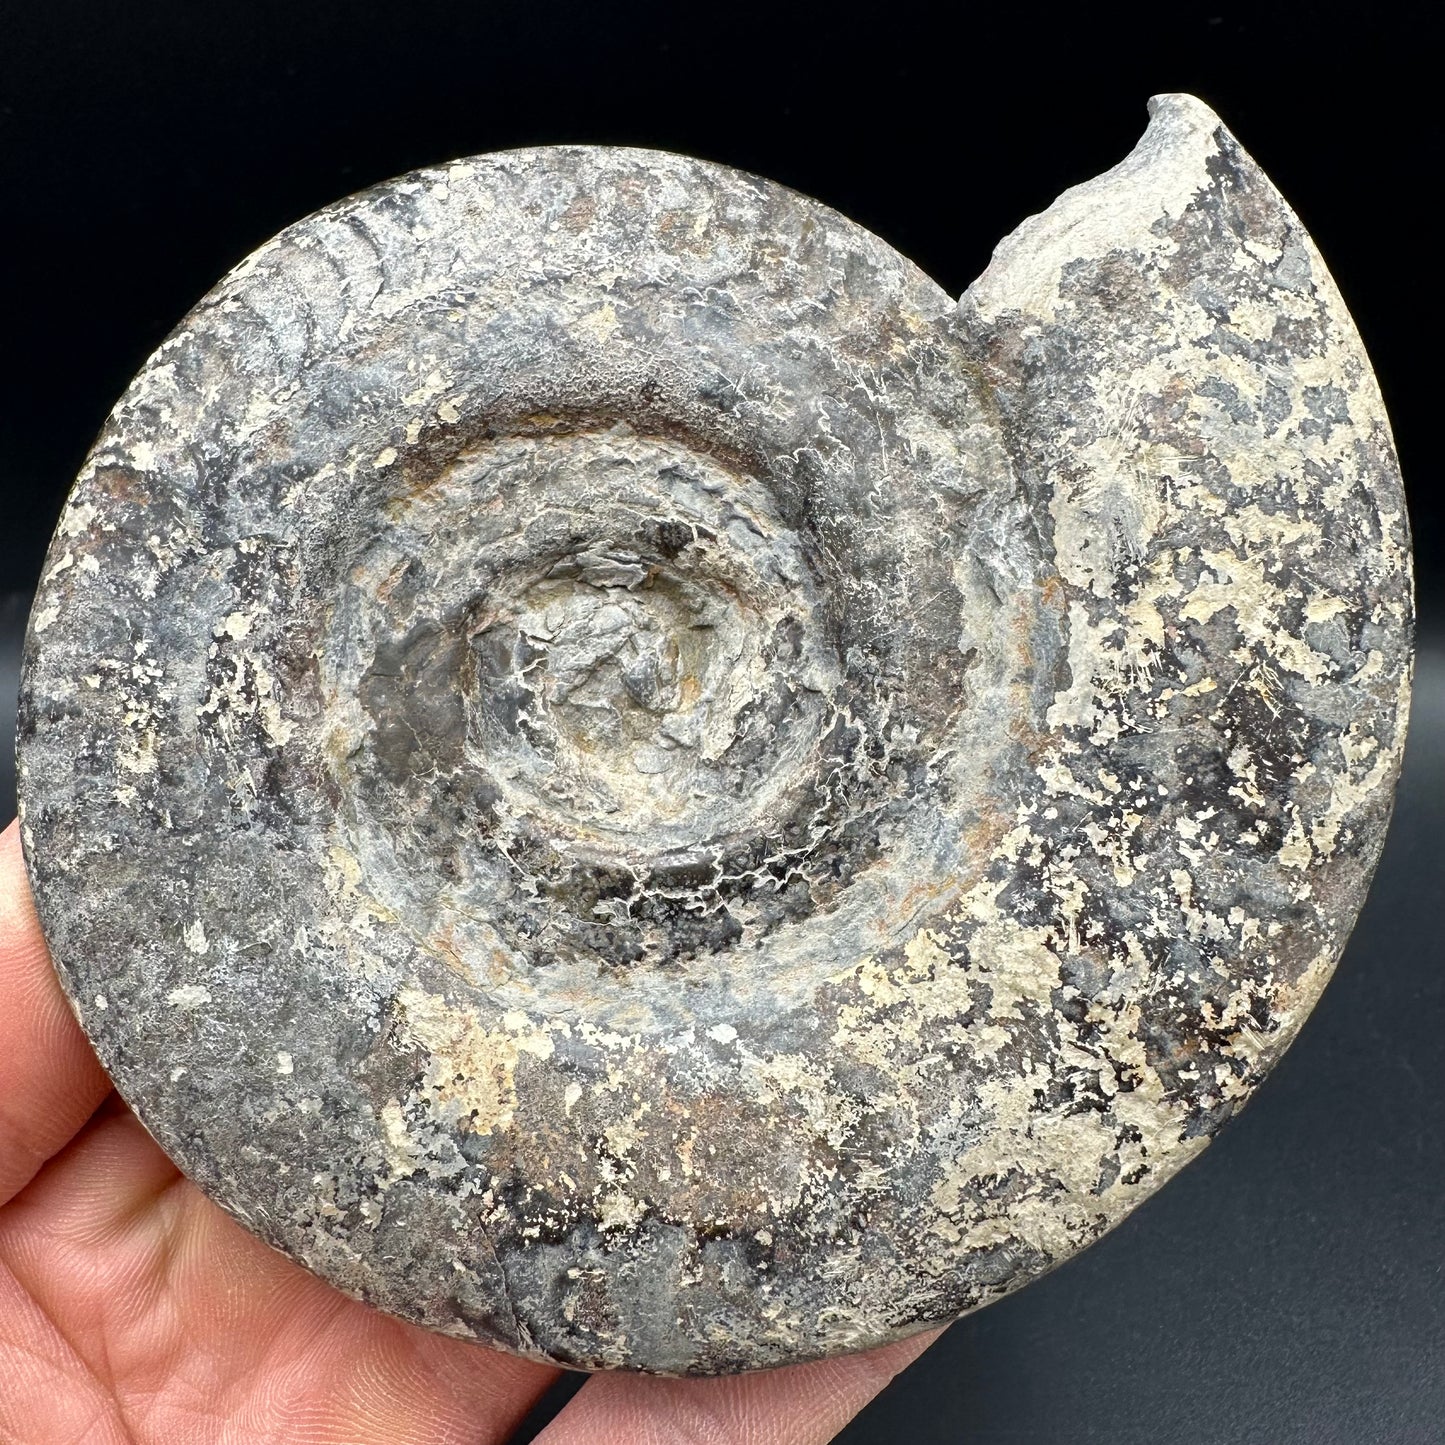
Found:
[1,3,1440,1442]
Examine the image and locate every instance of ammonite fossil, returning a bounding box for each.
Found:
[18,94,1411,1374]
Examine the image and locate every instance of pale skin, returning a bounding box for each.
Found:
[0,821,938,1444]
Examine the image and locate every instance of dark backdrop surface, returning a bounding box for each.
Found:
[1,3,1439,1442]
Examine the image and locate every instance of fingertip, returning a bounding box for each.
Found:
[533,1328,945,1445]
[0,819,112,1206]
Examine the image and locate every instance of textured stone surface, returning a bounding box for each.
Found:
[17,94,1411,1374]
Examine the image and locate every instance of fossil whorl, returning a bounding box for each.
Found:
[18,94,1411,1373]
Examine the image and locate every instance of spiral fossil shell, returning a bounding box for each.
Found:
[18,94,1411,1373]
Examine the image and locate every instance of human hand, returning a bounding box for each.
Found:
[0,821,937,1443]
